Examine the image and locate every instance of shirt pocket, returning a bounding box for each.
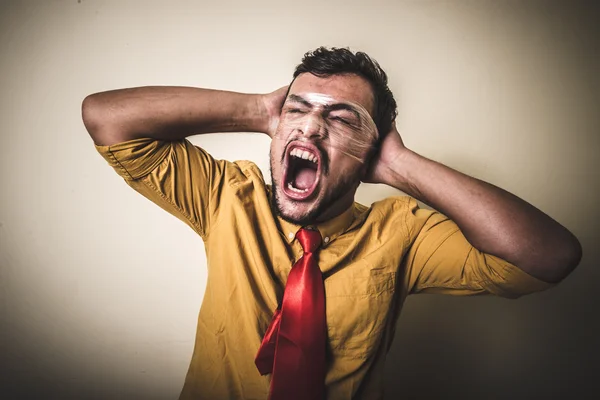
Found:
[325,261,397,360]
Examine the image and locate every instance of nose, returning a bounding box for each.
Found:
[299,113,325,138]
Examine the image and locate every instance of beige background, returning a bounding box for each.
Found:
[1,0,598,398]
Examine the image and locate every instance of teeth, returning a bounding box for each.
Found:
[287,182,309,193]
[290,148,317,163]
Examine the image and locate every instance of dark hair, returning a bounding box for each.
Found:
[293,46,397,141]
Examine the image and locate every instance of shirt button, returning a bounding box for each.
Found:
[288,232,294,240]
[324,237,330,244]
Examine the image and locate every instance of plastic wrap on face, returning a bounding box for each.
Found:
[273,92,378,163]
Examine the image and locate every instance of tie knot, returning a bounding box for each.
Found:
[296,228,322,253]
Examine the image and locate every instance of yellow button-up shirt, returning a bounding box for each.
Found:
[96,138,552,400]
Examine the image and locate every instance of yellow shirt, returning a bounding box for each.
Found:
[95,138,553,400]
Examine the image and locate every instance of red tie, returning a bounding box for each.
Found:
[255,228,326,400]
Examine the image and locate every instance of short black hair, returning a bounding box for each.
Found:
[293,46,397,141]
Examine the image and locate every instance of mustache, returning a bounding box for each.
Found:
[281,138,330,175]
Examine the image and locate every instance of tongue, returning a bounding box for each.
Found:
[294,167,317,190]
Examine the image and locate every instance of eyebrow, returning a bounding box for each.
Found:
[287,94,313,108]
[287,94,362,121]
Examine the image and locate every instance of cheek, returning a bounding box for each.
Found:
[327,120,377,162]
[270,148,286,182]
[273,118,295,141]
[270,139,284,159]
[329,147,367,169]
[335,157,367,182]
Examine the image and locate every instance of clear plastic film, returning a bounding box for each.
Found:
[273,92,378,163]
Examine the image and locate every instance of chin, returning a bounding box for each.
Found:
[272,184,323,225]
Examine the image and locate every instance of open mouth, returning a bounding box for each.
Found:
[282,142,322,201]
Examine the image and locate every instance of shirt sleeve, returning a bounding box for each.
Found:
[95,137,229,239]
[401,198,555,298]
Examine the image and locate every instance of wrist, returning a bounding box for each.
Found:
[384,148,422,196]
[249,93,271,134]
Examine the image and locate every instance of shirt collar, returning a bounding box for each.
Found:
[276,203,356,247]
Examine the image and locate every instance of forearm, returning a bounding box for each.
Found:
[82,86,268,146]
[387,149,581,282]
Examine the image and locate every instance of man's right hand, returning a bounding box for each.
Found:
[261,86,289,138]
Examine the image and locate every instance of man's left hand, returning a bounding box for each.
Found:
[363,122,407,186]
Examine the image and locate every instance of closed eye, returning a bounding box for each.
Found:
[332,116,349,123]
[330,115,358,127]
[287,108,307,114]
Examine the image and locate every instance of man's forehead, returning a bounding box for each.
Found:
[288,73,375,116]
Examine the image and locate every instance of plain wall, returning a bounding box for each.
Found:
[1,0,598,398]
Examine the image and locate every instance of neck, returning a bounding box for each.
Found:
[314,190,355,223]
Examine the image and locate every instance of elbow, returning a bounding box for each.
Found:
[560,234,583,279]
[81,93,121,146]
[81,93,104,143]
[514,231,583,284]
[541,233,583,283]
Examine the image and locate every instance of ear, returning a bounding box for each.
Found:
[361,137,381,174]
[358,154,374,181]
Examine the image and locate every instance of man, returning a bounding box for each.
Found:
[82,47,581,399]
